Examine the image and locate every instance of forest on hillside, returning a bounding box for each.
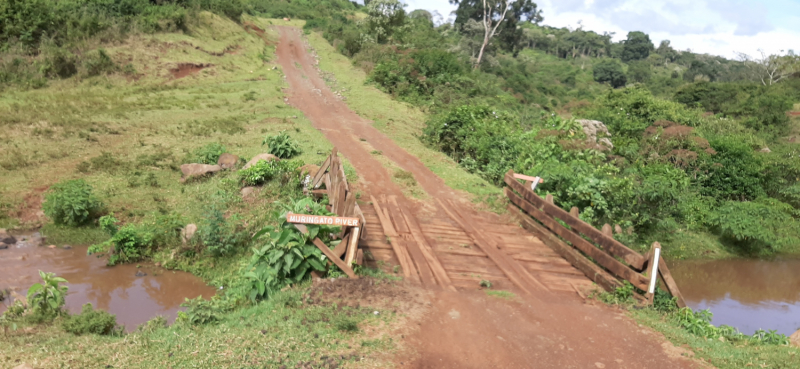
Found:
[2,0,800,256]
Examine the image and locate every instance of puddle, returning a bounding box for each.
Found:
[670,258,800,335]
[0,232,217,331]
[170,63,210,79]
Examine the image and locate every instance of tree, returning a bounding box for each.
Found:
[736,49,800,86]
[363,0,406,43]
[593,59,627,88]
[628,60,652,83]
[451,0,543,62]
[683,60,717,82]
[621,31,653,62]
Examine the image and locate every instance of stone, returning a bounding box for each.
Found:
[760,147,771,153]
[298,164,320,178]
[242,153,280,170]
[13,364,34,369]
[135,270,147,277]
[791,329,800,347]
[240,186,256,198]
[0,243,8,250]
[577,119,613,151]
[0,228,16,244]
[182,224,198,245]
[62,245,72,249]
[180,163,222,182]
[217,153,240,170]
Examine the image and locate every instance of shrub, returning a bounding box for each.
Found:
[177,296,232,326]
[43,179,104,226]
[89,215,160,265]
[62,303,121,336]
[709,199,800,254]
[26,271,68,316]
[262,131,302,159]
[197,205,246,257]
[83,49,117,77]
[188,142,226,164]
[245,198,339,301]
[239,158,300,186]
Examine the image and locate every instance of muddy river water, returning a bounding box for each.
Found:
[0,232,217,331]
[670,257,800,336]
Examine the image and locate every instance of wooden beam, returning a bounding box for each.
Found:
[658,258,687,308]
[356,249,364,266]
[513,173,543,183]
[311,155,331,189]
[311,238,357,279]
[436,199,544,295]
[401,208,456,291]
[370,196,398,237]
[323,173,332,193]
[342,191,357,217]
[505,188,649,291]
[508,205,622,292]
[344,227,360,266]
[333,234,349,258]
[339,161,349,192]
[505,171,645,270]
[386,196,410,234]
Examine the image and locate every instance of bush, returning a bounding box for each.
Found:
[197,205,246,257]
[88,214,183,265]
[62,303,121,336]
[709,199,800,254]
[245,198,339,301]
[262,131,302,159]
[239,159,300,186]
[43,179,104,226]
[188,142,226,164]
[83,49,117,77]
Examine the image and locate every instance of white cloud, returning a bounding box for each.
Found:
[401,0,800,58]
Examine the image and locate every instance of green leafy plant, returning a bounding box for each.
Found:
[244,198,340,301]
[197,205,246,257]
[89,215,154,265]
[26,271,68,316]
[188,142,226,164]
[599,281,635,305]
[335,316,359,332]
[752,329,790,345]
[62,303,121,336]
[238,159,300,186]
[263,131,302,159]
[177,296,232,326]
[42,179,104,226]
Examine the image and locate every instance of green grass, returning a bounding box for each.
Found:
[484,290,516,300]
[630,308,800,369]
[1,283,400,369]
[0,13,333,232]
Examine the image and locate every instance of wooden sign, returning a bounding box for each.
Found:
[287,213,360,227]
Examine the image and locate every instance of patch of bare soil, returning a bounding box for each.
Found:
[13,186,48,227]
[170,63,211,79]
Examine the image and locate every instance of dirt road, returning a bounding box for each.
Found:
[274,26,699,369]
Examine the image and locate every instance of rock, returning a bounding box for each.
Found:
[240,186,256,198]
[62,245,72,250]
[217,153,240,170]
[242,153,280,170]
[791,329,800,347]
[180,163,222,182]
[577,119,613,151]
[135,271,147,277]
[12,364,34,369]
[298,164,320,178]
[0,229,16,244]
[48,245,56,249]
[181,224,198,245]
[0,243,8,250]
[760,147,771,153]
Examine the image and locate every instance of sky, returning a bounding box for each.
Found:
[399,0,800,59]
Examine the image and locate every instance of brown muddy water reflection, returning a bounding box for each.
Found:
[0,232,217,331]
[670,258,800,336]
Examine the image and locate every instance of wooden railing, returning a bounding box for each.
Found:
[504,170,686,307]
[300,148,367,277]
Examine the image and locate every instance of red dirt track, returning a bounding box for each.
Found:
[275,26,699,369]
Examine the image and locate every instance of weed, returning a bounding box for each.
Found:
[187,142,226,164]
[485,290,516,300]
[370,150,382,155]
[598,281,635,305]
[43,179,104,226]
[27,271,68,317]
[239,159,300,186]
[335,316,359,332]
[62,303,122,336]
[479,279,492,288]
[243,91,257,101]
[263,131,302,159]
[177,296,233,326]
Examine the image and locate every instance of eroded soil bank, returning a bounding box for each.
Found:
[671,257,800,335]
[0,232,216,330]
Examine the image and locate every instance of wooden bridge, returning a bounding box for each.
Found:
[308,149,685,305]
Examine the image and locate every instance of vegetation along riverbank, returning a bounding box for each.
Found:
[1,0,799,368]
